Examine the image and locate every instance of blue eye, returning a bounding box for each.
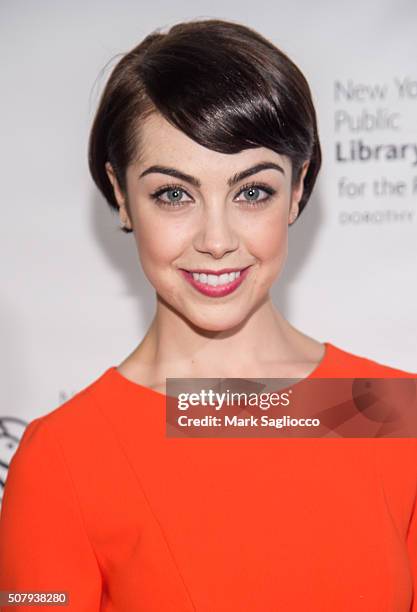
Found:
[235,182,276,206]
[150,185,192,207]
[150,181,276,209]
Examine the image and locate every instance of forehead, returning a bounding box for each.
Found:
[135,111,290,177]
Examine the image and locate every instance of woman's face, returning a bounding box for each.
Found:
[106,112,309,332]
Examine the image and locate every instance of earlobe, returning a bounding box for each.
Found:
[105,162,133,231]
[288,205,299,225]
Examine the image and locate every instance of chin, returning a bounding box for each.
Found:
[186,309,248,334]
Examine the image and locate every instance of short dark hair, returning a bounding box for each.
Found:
[88,18,322,233]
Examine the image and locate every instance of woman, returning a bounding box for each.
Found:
[0,18,416,612]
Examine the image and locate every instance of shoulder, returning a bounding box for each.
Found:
[6,368,120,508]
[322,342,416,377]
[18,367,114,457]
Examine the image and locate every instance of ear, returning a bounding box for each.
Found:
[288,160,310,224]
[105,162,133,230]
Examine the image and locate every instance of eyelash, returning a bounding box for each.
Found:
[149,181,277,209]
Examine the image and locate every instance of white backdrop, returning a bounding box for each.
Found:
[1,0,416,494]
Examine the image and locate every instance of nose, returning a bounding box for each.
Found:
[193,202,239,259]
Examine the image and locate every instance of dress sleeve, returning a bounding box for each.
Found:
[0,417,103,611]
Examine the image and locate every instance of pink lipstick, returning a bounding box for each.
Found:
[179,266,251,297]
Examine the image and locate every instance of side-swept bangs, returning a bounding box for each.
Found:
[89,19,321,232]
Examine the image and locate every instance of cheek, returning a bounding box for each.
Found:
[243,210,289,293]
[133,212,189,283]
[246,211,288,262]
[137,224,179,261]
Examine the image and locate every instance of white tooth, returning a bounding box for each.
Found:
[219,273,229,284]
[228,272,236,282]
[199,273,207,283]
[192,273,199,281]
[207,274,219,286]
[235,270,241,278]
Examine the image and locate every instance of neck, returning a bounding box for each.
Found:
[122,294,322,381]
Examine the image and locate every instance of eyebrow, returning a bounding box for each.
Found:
[138,161,285,188]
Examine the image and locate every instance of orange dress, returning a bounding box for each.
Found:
[1,341,416,611]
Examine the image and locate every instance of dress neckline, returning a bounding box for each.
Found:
[105,341,333,402]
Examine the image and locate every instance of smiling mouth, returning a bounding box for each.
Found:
[180,266,251,287]
[178,265,252,294]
